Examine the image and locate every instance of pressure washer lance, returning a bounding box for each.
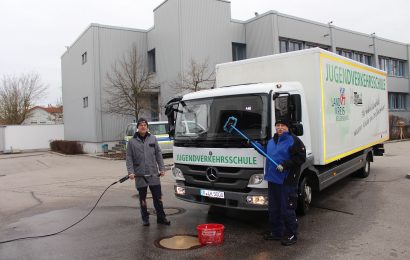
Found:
[223,116,279,166]
[0,173,159,244]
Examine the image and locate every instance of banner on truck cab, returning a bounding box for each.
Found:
[320,53,389,163]
[173,147,264,168]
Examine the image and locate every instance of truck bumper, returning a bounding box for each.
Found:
[174,184,268,211]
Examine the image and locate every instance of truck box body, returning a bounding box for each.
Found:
[215,48,389,165]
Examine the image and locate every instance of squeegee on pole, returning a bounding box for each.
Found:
[223,116,279,166]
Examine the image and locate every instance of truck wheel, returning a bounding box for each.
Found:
[357,157,371,178]
[297,176,313,215]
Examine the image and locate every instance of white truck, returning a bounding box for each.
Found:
[165,48,388,214]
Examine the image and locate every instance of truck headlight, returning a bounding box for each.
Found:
[248,174,264,185]
[175,186,186,195]
[246,196,268,205]
[172,166,185,180]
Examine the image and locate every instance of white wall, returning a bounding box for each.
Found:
[2,125,64,152]
[0,126,5,152]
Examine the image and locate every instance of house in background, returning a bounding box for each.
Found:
[23,105,63,125]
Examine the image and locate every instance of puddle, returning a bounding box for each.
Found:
[155,235,202,250]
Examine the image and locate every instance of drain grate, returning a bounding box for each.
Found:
[148,207,186,216]
[155,235,202,250]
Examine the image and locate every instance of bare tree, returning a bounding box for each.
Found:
[0,73,47,125]
[105,44,159,121]
[172,58,215,93]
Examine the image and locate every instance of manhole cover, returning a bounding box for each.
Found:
[155,235,202,250]
[148,207,186,216]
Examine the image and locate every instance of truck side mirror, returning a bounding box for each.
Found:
[290,123,304,136]
[165,97,182,140]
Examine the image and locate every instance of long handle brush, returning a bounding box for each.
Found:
[223,116,279,166]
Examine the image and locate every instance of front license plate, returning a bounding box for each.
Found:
[200,189,225,199]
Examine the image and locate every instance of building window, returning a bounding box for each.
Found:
[232,42,246,61]
[388,92,407,110]
[280,38,329,53]
[337,48,372,66]
[82,52,87,64]
[148,49,156,73]
[379,56,406,77]
[150,93,159,121]
[83,96,88,108]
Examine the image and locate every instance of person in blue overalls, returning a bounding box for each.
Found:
[254,119,306,246]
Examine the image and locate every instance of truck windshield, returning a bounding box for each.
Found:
[175,94,269,146]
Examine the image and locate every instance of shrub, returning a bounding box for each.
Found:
[50,140,83,154]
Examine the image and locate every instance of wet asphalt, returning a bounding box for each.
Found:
[0,141,410,259]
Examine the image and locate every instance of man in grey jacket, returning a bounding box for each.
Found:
[126,118,170,226]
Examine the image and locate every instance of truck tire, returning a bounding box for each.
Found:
[356,157,371,178]
[297,175,313,215]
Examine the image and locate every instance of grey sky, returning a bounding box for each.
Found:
[1,0,409,105]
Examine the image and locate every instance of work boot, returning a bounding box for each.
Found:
[142,220,150,226]
[281,234,297,246]
[157,218,171,225]
[263,232,282,241]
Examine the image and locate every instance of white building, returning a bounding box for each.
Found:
[22,106,63,125]
[61,0,409,153]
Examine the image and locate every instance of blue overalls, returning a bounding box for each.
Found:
[256,132,299,237]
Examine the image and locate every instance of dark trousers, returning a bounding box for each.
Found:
[137,185,166,222]
[268,182,298,237]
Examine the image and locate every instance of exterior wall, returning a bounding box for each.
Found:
[230,20,245,44]
[81,140,119,154]
[61,26,97,142]
[1,125,64,152]
[277,14,331,47]
[179,0,232,68]
[245,13,274,58]
[149,0,233,116]
[333,28,374,53]
[149,0,182,114]
[96,25,148,142]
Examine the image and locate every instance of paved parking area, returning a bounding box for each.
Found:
[1,141,410,259]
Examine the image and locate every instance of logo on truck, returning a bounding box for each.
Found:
[331,87,349,121]
[206,167,219,182]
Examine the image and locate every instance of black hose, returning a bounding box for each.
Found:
[0,180,120,244]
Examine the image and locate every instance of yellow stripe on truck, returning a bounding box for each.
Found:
[320,53,387,77]
[324,137,388,164]
[319,54,327,164]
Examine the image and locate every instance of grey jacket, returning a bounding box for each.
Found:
[126,133,165,188]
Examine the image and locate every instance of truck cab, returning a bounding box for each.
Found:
[166,83,311,211]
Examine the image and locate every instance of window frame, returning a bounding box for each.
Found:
[83,96,88,108]
[148,49,156,73]
[232,42,247,61]
[81,52,87,65]
[379,56,406,77]
[388,92,407,110]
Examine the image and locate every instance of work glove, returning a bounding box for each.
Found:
[276,164,284,173]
